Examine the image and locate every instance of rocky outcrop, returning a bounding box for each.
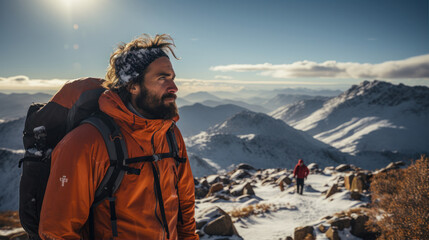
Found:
[325,226,340,240]
[294,226,314,240]
[196,206,242,239]
[325,184,339,198]
[231,182,255,196]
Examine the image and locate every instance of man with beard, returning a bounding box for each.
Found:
[39,34,199,240]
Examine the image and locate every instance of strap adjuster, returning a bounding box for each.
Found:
[153,154,161,161]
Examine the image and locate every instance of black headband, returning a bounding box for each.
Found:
[114,48,168,85]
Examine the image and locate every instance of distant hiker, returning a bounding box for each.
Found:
[293,159,309,195]
[38,34,198,239]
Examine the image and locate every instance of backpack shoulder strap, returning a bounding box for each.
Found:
[81,112,128,205]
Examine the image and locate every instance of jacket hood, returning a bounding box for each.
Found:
[99,90,180,128]
[298,159,304,164]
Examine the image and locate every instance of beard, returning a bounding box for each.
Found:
[135,86,178,120]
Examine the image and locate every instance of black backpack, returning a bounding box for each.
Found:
[19,77,185,240]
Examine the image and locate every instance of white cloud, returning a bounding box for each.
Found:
[0,75,69,90]
[210,54,429,80]
[214,75,233,80]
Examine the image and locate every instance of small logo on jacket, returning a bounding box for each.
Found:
[60,175,68,187]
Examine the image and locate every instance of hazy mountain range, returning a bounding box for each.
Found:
[0,81,428,209]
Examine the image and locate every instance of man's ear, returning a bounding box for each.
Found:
[128,83,140,96]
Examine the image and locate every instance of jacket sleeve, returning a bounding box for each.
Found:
[304,166,309,177]
[175,129,199,240]
[39,125,105,240]
[293,165,298,177]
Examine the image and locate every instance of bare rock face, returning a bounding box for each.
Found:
[294,226,314,240]
[325,184,339,198]
[325,226,340,240]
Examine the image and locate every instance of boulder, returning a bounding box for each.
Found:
[206,175,221,185]
[294,226,314,240]
[231,182,255,196]
[307,163,319,171]
[318,224,328,233]
[276,176,292,185]
[325,184,339,198]
[350,190,361,200]
[206,182,224,197]
[344,173,354,190]
[351,175,365,193]
[201,179,210,188]
[328,217,351,230]
[335,164,351,172]
[231,169,252,180]
[203,209,241,237]
[236,163,256,171]
[261,178,274,185]
[196,220,208,229]
[325,226,340,240]
[304,233,316,240]
[350,214,371,238]
[195,187,209,199]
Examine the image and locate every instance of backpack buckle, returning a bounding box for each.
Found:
[109,133,122,141]
[153,154,161,162]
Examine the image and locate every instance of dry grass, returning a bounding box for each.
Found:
[367,155,429,240]
[0,211,22,229]
[228,203,294,218]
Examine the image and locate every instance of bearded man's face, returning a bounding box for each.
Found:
[131,56,179,119]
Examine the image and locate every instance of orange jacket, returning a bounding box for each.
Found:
[39,90,198,240]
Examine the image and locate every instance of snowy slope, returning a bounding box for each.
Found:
[263,94,326,111]
[195,165,372,240]
[0,117,25,150]
[186,111,348,177]
[0,92,51,120]
[0,148,23,211]
[270,96,331,125]
[292,80,429,156]
[201,99,269,113]
[178,103,248,137]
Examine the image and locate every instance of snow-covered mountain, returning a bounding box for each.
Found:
[178,103,247,137]
[292,80,429,157]
[270,96,331,124]
[201,99,269,113]
[0,92,51,120]
[0,118,25,150]
[186,111,348,177]
[262,94,327,111]
[0,148,23,211]
[183,91,222,103]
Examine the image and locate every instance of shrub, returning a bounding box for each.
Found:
[367,156,429,240]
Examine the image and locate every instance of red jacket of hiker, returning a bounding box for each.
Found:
[39,90,198,240]
[293,159,309,179]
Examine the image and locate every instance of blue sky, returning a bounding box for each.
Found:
[1,0,428,94]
